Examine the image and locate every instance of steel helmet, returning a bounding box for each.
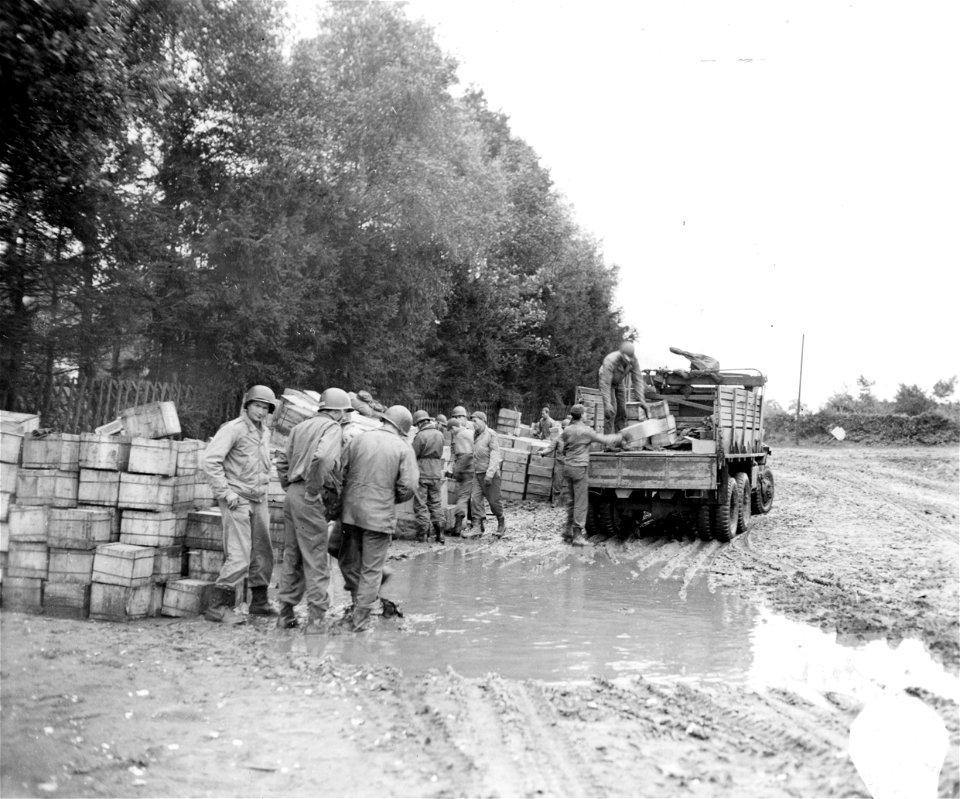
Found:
[318,387,353,411]
[471,410,487,423]
[243,385,277,413]
[570,403,586,418]
[381,405,413,435]
[412,410,431,426]
[435,413,447,426]
[451,405,468,418]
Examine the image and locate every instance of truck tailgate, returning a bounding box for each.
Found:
[588,452,717,490]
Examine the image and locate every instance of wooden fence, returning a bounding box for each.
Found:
[7,375,577,438]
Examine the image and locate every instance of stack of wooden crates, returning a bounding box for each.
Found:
[0,403,229,620]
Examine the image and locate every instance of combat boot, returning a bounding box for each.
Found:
[204,586,246,625]
[434,521,445,544]
[562,523,573,543]
[276,602,298,629]
[452,515,464,537]
[249,585,277,617]
[495,516,507,538]
[570,527,590,547]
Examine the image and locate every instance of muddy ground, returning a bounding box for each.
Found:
[2,445,958,798]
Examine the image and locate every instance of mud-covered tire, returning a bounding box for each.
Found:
[597,499,621,538]
[751,465,775,514]
[696,506,713,540]
[735,472,752,534]
[712,478,740,542]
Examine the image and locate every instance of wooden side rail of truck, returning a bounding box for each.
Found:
[585,368,775,542]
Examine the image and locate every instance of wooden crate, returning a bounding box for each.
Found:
[89,582,153,621]
[271,398,316,436]
[187,548,224,581]
[1,463,17,494]
[22,433,81,471]
[43,582,91,619]
[79,434,131,471]
[48,507,114,549]
[127,438,178,476]
[47,548,95,584]
[527,463,555,480]
[175,439,203,475]
[7,541,48,579]
[120,401,181,439]
[161,578,214,617]
[78,469,121,506]
[120,510,183,547]
[173,475,197,511]
[153,544,184,583]
[184,510,223,550]
[194,478,215,508]
[118,473,174,511]
[0,491,11,523]
[79,504,120,541]
[501,488,524,502]
[2,576,43,613]
[15,469,78,508]
[1,431,22,464]
[92,543,155,587]
[9,505,51,543]
[0,520,8,553]
[148,583,165,617]
[0,411,40,435]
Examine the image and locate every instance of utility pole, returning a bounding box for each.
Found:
[795,333,805,446]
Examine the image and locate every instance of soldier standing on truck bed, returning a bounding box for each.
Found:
[599,341,650,434]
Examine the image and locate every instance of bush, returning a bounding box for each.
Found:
[765,411,960,445]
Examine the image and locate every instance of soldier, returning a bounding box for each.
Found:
[446,417,474,536]
[274,387,352,633]
[598,341,650,434]
[338,405,419,632]
[411,410,445,544]
[539,404,623,546]
[202,385,277,624]
[464,411,506,538]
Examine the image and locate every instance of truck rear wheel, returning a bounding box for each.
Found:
[712,479,740,542]
[696,506,712,540]
[597,499,621,538]
[735,473,752,534]
[751,466,775,514]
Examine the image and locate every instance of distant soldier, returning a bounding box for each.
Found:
[274,387,353,632]
[599,341,650,434]
[338,405,419,631]
[465,411,506,538]
[540,404,623,546]
[535,406,555,439]
[202,385,277,624]
[446,417,474,536]
[411,410,445,544]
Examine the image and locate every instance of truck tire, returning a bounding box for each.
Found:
[712,478,740,542]
[696,506,712,540]
[586,500,598,537]
[735,472,752,534]
[751,465,775,514]
[597,499,620,539]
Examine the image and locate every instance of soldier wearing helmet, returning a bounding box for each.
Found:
[338,405,419,631]
[274,387,353,632]
[464,411,507,539]
[201,384,278,624]
[411,410,445,544]
[445,416,475,536]
[598,340,650,434]
[538,404,623,546]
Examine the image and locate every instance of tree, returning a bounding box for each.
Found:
[893,384,935,415]
[824,391,856,413]
[933,376,956,401]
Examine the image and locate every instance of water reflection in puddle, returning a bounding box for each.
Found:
[287,548,959,701]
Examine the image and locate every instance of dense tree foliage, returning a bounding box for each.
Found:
[1,0,627,415]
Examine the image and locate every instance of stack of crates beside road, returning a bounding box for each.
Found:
[499,449,529,501]
[0,402,226,620]
[495,408,521,436]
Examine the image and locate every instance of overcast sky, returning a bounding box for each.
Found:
[288,0,958,408]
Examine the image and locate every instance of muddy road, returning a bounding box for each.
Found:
[2,445,958,797]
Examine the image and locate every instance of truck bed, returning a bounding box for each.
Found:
[588,451,718,491]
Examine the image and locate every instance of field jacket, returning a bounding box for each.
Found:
[412,426,445,480]
[203,415,271,502]
[598,350,646,408]
[555,421,622,468]
[276,412,344,508]
[472,426,501,479]
[342,428,419,534]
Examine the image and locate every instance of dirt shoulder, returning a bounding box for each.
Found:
[2,445,958,798]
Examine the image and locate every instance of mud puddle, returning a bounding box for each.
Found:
[280,549,959,702]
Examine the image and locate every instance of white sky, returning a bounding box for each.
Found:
[287,0,959,408]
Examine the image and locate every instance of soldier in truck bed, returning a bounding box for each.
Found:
[598,341,650,434]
